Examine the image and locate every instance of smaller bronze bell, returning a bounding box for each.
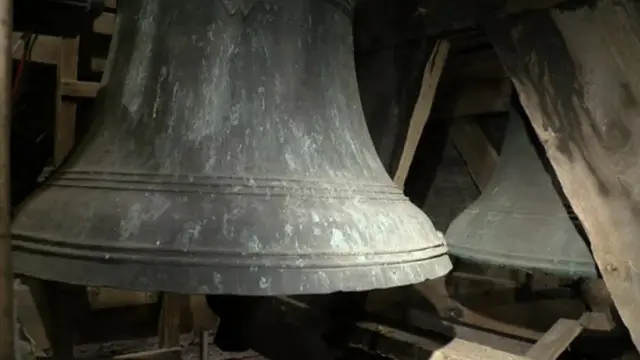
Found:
[445,109,598,278]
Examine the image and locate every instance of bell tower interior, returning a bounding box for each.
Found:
[2,0,640,360]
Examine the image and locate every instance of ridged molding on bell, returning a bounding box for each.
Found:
[220,0,277,16]
[11,0,452,296]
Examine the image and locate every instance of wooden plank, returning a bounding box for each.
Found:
[355,0,569,53]
[189,295,218,331]
[24,280,91,359]
[486,0,640,350]
[449,118,498,190]
[94,13,116,36]
[91,57,107,73]
[61,79,101,98]
[406,309,532,355]
[525,318,583,360]
[86,287,157,310]
[410,297,582,342]
[393,39,450,187]
[53,37,79,166]
[111,348,181,360]
[11,33,59,65]
[440,49,507,85]
[353,322,528,360]
[432,79,512,118]
[14,280,49,354]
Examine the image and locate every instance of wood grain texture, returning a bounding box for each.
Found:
[394,39,450,187]
[354,0,569,52]
[353,322,528,360]
[525,318,583,360]
[54,37,79,166]
[487,0,640,350]
[158,293,187,349]
[449,118,498,189]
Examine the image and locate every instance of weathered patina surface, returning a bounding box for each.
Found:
[11,0,452,296]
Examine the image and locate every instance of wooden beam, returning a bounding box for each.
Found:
[393,39,450,187]
[158,293,187,348]
[449,118,499,190]
[110,348,181,360]
[11,33,59,65]
[91,57,107,73]
[189,295,218,332]
[61,79,101,98]
[432,79,512,118]
[440,49,507,85]
[94,13,116,36]
[525,318,583,360]
[406,309,532,355]
[352,322,528,360]
[14,280,49,354]
[409,293,584,342]
[54,37,79,166]
[487,0,640,350]
[355,0,570,53]
[86,287,157,310]
[23,280,91,359]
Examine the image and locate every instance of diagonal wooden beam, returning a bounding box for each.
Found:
[487,0,640,350]
[449,118,499,190]
[525,317,583,360]
[393,39,450,188]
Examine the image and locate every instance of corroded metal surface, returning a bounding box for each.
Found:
[445,110,597,278]
[11,0,451,295]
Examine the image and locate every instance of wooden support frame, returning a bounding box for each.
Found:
[354,313,587,360]
[449,117,498,190]
[486,0,640,350]
[158,293,187,349]
[54,36,80,166]
[393,39,450,187]
[355,0,570,53]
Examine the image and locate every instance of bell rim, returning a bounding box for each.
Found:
[12,249,452,295]
[447,243,598,279]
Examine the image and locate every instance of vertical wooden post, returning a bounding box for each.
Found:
[158,293,186,348]
[0,0,13,359]
[53,37,79,166]
[487,0,640,349]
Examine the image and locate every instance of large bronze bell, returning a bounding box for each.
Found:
[11,0,451,295]
[445,110,597,278]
